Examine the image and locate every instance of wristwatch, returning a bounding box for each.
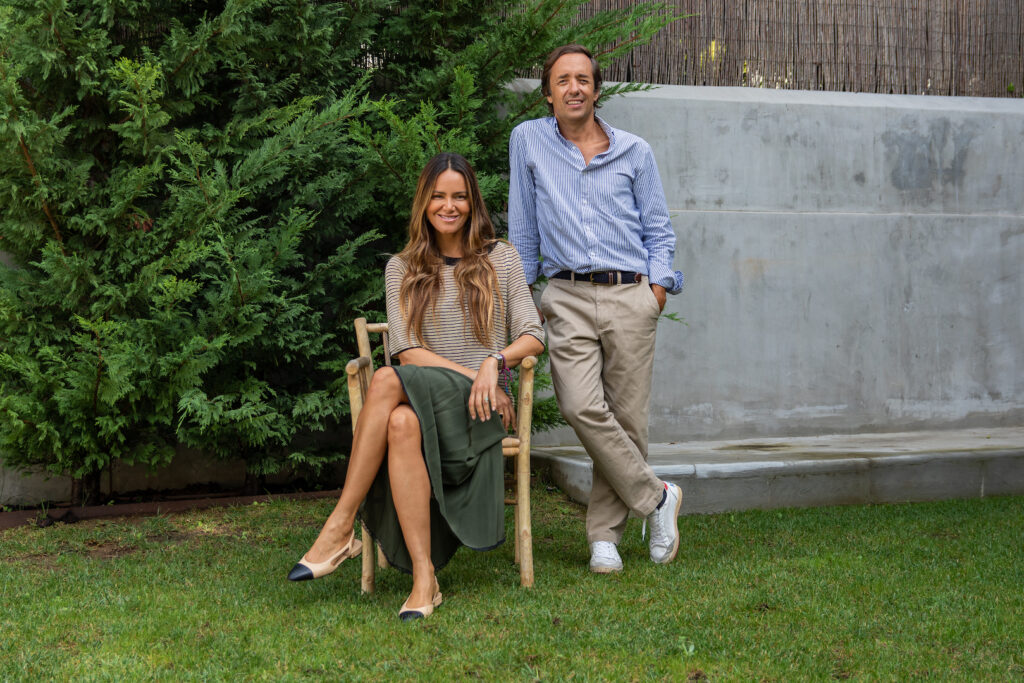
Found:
[487,352,505,370]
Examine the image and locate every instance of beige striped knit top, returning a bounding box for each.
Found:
[385,241,544,372]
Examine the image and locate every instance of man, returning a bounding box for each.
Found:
[508,44,685,573]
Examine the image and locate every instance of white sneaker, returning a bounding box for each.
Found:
[647,482,682,564]
[589,541,623,573]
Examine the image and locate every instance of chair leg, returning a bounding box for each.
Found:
[516,452,534,588]
[514,501,521,564]
[518,516,534,588]
[360,522,375,593]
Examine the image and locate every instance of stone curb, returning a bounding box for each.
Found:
[534,429,1024,515]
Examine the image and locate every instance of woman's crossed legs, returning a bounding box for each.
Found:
[305,366,436,608]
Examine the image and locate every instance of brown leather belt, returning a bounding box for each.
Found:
[552,270,643,285]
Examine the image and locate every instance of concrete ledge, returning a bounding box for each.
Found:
[533,427,1024,514]
[0,447,247,507]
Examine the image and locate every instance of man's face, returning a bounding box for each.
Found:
[546,53,599,125]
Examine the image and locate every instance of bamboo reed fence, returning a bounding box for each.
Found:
[580,0,1023,97]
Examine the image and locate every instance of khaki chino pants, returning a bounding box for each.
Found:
[540,276,664,544]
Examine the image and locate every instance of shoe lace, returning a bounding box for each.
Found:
[643,484,670,543]
[646,505,669,547]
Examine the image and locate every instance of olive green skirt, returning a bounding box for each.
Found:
[358,365,507,573]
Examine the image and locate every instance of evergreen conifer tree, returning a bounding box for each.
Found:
[1,0,676,501]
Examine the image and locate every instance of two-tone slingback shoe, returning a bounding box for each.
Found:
[398,579,442,622]
[287,530,362,582]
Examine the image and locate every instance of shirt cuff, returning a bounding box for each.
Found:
[390,344,423,360]
[650,268,684,295]
[522,262,539,286]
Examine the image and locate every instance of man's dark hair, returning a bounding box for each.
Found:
[540,44,603,114]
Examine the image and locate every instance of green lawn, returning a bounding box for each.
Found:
[1,484,1022,681]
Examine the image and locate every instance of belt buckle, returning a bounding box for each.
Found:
[590,271,616,286]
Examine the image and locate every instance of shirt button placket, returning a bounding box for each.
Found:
[583,174,595,260]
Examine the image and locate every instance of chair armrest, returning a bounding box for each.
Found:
[346,355,374,427]
[346,355,372,376]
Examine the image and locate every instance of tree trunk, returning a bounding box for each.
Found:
[71,469,102,506]
[243,471,264,496]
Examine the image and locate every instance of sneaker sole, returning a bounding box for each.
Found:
[653,483,683,564]
[589,564,623,574]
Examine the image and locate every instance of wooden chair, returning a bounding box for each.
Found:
[345,318,537,589]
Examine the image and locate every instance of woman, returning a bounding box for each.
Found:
[287,153,545,621]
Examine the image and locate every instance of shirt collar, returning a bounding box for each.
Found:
[595,115,615,148]
[547,115,616,157]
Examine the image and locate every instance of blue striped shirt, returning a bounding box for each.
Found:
[508,116,684,293]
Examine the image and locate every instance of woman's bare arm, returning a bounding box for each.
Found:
[394,347,475,380]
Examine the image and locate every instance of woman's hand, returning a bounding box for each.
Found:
[492,390,516,431]
[468,356,500,422]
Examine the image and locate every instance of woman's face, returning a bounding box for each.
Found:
[426,169,471,238]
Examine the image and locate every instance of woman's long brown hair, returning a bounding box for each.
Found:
[398,153,502,348]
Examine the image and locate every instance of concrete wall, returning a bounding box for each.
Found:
[525,81,1024,445]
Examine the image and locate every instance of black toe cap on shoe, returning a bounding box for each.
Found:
[287,564,313,581]
[399,611,424,622]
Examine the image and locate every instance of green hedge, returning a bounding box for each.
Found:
[0,0,675,497]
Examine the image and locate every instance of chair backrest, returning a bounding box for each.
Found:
[346,320,389,427]
[355,319,390,367]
